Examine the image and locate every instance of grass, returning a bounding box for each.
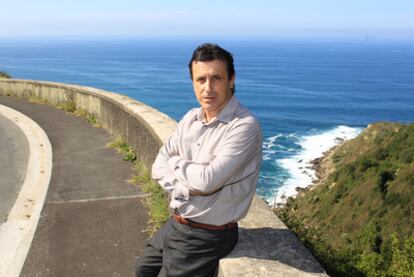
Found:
[22,96,101,127]
[29,97,102,127]
[74,109,100,127]
[107,137,170,234]
[28,96,50,105]
[129,161,170,234]
[57,100,77,113]
[5,93,100,127]
[106,136,137,162]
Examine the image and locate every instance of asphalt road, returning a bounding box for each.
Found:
[0,96,149,277]
[0,111,29,223]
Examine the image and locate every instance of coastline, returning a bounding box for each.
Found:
[310,143,341,187]
[270,135,350,208]
[291,141,344,200]
[268,126,362,206]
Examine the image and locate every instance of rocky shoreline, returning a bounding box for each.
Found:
[293,140,344,198]
[268,137,348,208]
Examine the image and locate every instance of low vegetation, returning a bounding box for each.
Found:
[276,122,414,276]
[107,137,169,234]
[129,161,170,234]
[56,100,100,127]
[106,136,137,162]
[0,71,11,78]
[24,96,101,127]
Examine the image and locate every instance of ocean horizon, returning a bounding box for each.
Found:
[1,37,413,204]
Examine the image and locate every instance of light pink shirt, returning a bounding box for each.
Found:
[152,96,263,225]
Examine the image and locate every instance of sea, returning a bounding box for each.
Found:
[1,37,413,206]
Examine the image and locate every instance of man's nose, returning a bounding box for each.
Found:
[205,79,213,92]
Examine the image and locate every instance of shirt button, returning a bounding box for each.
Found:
[197,143,200,147]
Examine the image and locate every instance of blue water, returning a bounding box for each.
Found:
[1,38,413,203]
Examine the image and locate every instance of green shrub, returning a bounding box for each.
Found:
[0,71,11,78]
[399,164,414,186]
[358,157,379,171]
[376,170,395,195]
[384,192,403,206]
[375,148,389,161]
[400,150,413,163]
[357,252,385,277]
[388,235,414,276]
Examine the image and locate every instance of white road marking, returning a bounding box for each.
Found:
[0,104,53,277]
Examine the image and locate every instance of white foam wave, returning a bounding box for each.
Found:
[263,134,283,149]
[263,134,283,160]
[269,125,362,206]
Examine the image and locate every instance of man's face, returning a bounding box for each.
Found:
[191,59,235,121]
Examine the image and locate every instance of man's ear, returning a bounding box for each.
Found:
[230,73,235,84]
[230,74,235,92]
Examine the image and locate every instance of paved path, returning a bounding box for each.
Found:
[0,112,29,223]
[0,102,52,277]
[0,96,149,277]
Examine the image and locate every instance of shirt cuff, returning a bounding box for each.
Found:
[173,181,190,201]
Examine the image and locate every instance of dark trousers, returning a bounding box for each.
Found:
[135,217,238,277]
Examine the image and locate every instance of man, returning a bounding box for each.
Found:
[136,43,262,277]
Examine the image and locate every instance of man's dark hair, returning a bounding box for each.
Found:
[188,43,236,94]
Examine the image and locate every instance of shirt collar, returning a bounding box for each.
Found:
[196,96,239,124]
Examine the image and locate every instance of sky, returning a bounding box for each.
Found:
[0,0,413,40]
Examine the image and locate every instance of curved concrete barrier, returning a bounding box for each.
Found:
[0,79,327,276]
[0,104,52,277]
[0,79,177,167]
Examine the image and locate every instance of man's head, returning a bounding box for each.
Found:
[189,43,236,122]
[188,43,236,95]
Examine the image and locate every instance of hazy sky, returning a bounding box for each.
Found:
[1,0,413,39]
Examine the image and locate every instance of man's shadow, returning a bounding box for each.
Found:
[226,227,326,274]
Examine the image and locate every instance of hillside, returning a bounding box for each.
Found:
[276,122,414,277]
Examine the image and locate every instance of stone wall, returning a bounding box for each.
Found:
[0,79,328,276]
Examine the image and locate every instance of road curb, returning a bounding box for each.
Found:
[0,104,52,277]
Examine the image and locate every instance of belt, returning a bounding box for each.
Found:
[173,212,238,231]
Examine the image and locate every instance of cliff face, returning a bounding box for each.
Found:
[277,122,414,277]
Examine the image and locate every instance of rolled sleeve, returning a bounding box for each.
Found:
[151,121,182,193]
